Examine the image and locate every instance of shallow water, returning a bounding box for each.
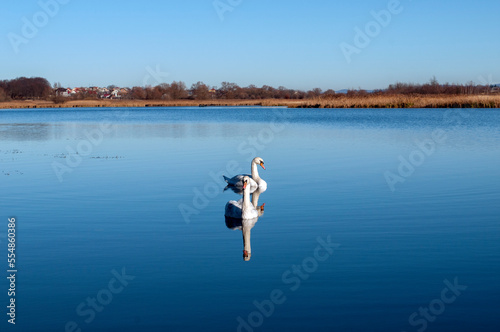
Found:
[1,107,499,331]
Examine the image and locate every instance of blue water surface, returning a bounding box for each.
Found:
[0,107,499,332]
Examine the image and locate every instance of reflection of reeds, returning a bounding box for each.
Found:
[2,95,500,109]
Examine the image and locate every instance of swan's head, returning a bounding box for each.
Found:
[243,250,251,261]
[253,157,265,170]
[242,176,252,190]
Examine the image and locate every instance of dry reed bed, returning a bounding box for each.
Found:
[1,95,500,110]
[0,99,269,109]
[294,95,500,108]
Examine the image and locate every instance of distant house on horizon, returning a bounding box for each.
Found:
[55,87,72,97]
[111,89,120,99]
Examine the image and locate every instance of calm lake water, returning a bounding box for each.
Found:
[1,107,499,332]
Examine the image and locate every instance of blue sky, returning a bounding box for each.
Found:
[1,0,499,90]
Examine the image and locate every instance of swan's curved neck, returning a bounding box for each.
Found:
[251,162,261,181]
[242,226,251,254]
[252,190,261,208]
[242,185,252,211]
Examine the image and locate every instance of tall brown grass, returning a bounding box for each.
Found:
[293,94,500,108]
[1,95,500,109]
[0,99,269,109]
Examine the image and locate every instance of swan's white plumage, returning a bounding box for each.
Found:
[223,157,267,191]
[224,176,259,219]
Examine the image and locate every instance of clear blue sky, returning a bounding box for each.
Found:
[1,0,499,90]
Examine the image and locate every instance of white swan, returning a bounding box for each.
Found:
[224,176,259,220]
[241,218,256,261]
[223,157,267,191]
[225,217,259,261]
[251,187,266,213]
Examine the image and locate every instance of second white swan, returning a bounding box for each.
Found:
[223,157,267,191]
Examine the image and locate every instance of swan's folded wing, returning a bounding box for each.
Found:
[226,174,252,187]
[224,200,243,218]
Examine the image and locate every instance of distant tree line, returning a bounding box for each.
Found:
[0,76,497,102]
[384,77,493,95]
[127,81,318,100]
[0,77,52,101]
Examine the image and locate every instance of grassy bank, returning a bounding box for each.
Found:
[1,95,500,110]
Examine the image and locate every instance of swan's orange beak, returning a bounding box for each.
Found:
[243,182,247,190]
[260,162,265,170]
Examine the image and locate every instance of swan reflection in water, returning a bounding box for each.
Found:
[224,178,266,261]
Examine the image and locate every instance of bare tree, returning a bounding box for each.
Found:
[169,81,188,100]
[218,82,240,99]
[190,81,210,100]
[3,77,51,100]
[306,88,322,98]
[131,86,147,100]
[0,87,8,101]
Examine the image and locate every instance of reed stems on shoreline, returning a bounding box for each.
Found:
[292,94,500,108]
[1,94,499,109]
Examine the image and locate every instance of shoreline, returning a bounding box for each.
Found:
[1,95,500,110]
